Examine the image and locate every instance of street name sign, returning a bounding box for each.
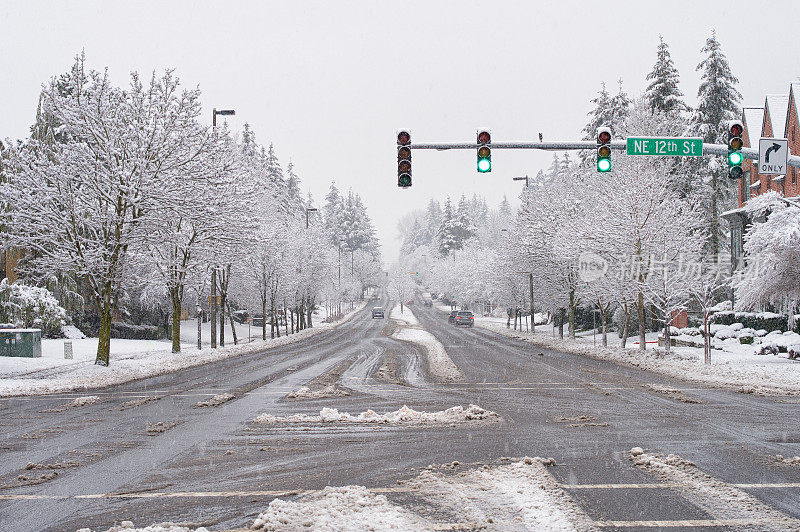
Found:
[758,138,788,175]
[626,137,703,157]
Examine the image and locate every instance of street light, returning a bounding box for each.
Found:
[512,176,529,187]
[210,107,235,349]
[305,207,318,229]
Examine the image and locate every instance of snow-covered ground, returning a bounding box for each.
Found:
[253,404,500,425]
[0,302,366,397]
[464,309,800,396]
[390,304,463,382]
[251,458,595,531]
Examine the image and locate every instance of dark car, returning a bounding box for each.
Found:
[448,310,458,324]
[372,307,385,319]
[454,311,474,327]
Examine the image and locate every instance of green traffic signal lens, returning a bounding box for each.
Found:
[597,158,612,172]
[728,151,743,166]
[477,158,492,172]
[398,174,412,187]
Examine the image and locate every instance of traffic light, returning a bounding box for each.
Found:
[477,130,491,173]
[727,120,744,180]
[596,127,612,172]
[397,130,412,187]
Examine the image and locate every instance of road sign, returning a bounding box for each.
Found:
[758,138,789,175]
[627,137,703,156]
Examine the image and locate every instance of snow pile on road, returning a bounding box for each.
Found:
[390,305,463,382]
[251,485,431,531]
[630,449,795,530]
[252,458,594,531]
[76,522,208,532]
[68,395,101,407]
[0,303,366,398]
[194,393,235,408]
[286,384,350,399]
[471,314,800,396]
[253,404,500,425]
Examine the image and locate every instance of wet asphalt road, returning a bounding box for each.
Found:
[1,295,800,531]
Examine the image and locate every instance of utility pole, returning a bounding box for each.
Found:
[512,176,535,334]
[210,108,235,348]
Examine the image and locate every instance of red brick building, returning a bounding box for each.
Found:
[725,82,800,271]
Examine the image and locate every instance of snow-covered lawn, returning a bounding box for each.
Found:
[468,312,800,396]
[390,304,463,382]
[0,303,366,397]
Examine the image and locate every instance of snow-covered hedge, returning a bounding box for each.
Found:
[712,310,795,334]
[0,279,66,337]
[110,322,163,340]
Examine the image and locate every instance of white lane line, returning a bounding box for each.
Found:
[7,481,800,501]
[595,518,800,528]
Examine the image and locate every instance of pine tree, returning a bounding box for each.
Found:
[323,181,343,246]
[285,161,303,214]
[609,78,632,128]
[645,36,689,116]
[689,31,742,258]
[424,199,443,244]
[437,196,458,257]
[583,82,613,140]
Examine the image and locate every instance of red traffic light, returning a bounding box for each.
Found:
[477,131,491,144]
[729,123,743,137]
[598,131,611,144]
[397,131,411,145]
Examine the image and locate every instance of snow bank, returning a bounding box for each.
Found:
[286,384,350,399]
[629,449,794,530]
[194,393,234,408]
[251,485,430,531]
[0,302,366,397]
[390,305,463,382]
[76,523,208,532]
[471,316,800,396]
[68,395,101,407]
[252,458,595,531]
[253,404,501,425]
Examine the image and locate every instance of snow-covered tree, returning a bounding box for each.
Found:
[645,36,689,116]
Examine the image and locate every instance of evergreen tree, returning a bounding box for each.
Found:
[437,196,458,257]
[645,36,689,115]
[285,161,304,214]
[323,181,343,246]
[583,82,613,140]
[455,195,475,245]
[499,195,512,218]
[424,199,443,245]
[609,78,632,128]
[690,31,742,258]
[240,123,258,157]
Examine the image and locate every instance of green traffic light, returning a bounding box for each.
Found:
[477,158,491,172]
[728,151,743,166]
[398,175,412,187]
[597,158,612,172]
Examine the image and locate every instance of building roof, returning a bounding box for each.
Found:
[765,94,789,137]
[742,107,764,148]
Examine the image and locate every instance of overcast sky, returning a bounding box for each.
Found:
[2,1,800,261]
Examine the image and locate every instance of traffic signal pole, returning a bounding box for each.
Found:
[405,140,800,168]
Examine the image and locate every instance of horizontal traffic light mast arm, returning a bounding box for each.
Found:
[410,140,800,168]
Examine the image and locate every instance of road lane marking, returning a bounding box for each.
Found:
[6,481,800,501]
[594,518,800,527]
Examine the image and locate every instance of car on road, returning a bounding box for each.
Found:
[372,307,385,319]
[454,311,474,327]
[448,310,458,324]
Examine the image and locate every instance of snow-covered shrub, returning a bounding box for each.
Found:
[111,322,163,340]
[755,329,768,337]
[713,327,737,340]
[789,345,800,360]
[758,344,779,356]
[729,322,744,331]
[711,311,787,333]
[0,279,66,337]
[738,333,755,345]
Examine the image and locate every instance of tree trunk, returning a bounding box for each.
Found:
[621,306,631,348]
[262,298,267,341]
[95,290,112,366]
[284,301,289,336]
[637,291,646,351]
[307,298,313,328]
[558,308,565,339]
[197,306,202,350]
[704,313,711,364]
[663,309,671,354]
[219,291,226,347]
[568,289,576,339]
[227,302,238,345]
[171,291,181,353]
[211,270,217,349]
[601,309,608,347]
